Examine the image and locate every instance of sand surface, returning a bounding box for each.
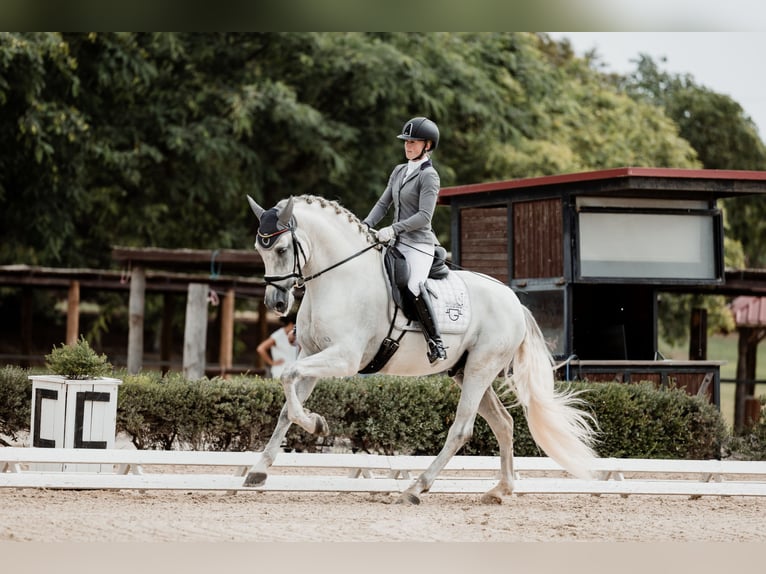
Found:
[2,485,765,542]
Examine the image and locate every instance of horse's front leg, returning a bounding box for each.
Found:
[244,346,361,488]
[281,370,329,436]
[279,345,361,435]
[243,374,319,487]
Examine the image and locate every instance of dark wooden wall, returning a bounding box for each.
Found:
[459,206,509,283]
[512,198,563,279]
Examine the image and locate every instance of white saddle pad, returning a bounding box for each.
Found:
[400,273,471,335]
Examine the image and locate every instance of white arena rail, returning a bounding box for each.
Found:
[2,447,766,497]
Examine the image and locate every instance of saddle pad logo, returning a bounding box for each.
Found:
[402,274,471,335]
[444,291,466,322]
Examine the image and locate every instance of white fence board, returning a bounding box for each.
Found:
[2,448,766,497]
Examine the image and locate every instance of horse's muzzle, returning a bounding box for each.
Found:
[265,285,293,315]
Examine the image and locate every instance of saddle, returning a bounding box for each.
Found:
[358,244,450,375]
[384,243,449,320]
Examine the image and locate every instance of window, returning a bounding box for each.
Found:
[576,197,720,281]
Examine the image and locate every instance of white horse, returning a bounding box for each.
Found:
[245,194,597,504]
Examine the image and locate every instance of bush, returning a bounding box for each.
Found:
[116,370,285,451]
[0,366,32,444]
[723,397,766,460]
[581,381,726,459]
[0,368,729,459]
[44,336,113,379]
[297,378,725,459]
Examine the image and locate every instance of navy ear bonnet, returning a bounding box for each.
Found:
[257,208,292,249]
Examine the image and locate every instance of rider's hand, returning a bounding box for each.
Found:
[377,226,395,243]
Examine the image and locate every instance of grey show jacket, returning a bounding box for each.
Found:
[363,160,440,245]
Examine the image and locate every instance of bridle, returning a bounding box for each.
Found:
[260,223,380,293]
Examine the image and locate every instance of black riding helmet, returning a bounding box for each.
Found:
[397,117,439,152]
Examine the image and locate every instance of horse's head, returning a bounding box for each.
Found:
[247,195,304,315]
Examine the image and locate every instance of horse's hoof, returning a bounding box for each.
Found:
[395,492,421,505]
[480,492,504,505]
[243,472,267,487]
[314,415,330,436]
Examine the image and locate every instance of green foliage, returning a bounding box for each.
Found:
[621,55,766,172]
[657,293,736,348]
[116,370,284,450]
[620,53,766,268]
[0,366,32,443]
[0,368,733,459]
[583,382,725,459]
[44,336,113,379]
[111,375,725,459]
[5,32,761,352]
[723,397,766,460]
[0,32,714,271]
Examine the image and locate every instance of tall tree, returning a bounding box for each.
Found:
[621,54,766,267]
[0,32,721,269]
[0,33,89,265]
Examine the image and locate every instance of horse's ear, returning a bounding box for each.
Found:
[246,195,265,223]
[278,196,294,227]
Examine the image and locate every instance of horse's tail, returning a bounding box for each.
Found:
[505,306,598,479]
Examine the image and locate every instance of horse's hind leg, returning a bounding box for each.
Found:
[399,373,492,505]
[243,376,319,487]
[475,386,515,504]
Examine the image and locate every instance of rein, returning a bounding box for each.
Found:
[263,227,380,292]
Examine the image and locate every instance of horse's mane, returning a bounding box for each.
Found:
[291,194,376,245]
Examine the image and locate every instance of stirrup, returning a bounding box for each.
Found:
[427,339,447,364]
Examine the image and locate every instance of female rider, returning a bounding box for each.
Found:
[362,117,447,364]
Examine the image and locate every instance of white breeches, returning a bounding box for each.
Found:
[398,241,435,295]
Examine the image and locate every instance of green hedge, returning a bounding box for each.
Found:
[0,366,728,458]
[0,366,32,445]
[723,397,766,460]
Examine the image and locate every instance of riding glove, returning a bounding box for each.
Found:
[377,226,395,243]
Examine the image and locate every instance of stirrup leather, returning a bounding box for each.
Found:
[413,283,447,364]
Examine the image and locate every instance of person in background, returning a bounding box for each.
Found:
[257,313,299,378]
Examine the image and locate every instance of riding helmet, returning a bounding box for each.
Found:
[397,117,439,151]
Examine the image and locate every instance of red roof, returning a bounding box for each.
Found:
[730,296,766,327]
[439,167,766,203]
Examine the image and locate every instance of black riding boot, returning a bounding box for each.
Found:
[413,282,447,364]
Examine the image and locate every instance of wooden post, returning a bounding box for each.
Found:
[734,327,763,433]
[744,396,762,429]
[20,288,32,369]
[183,283,209,380]
[160,293,175,375]
[688,307,707,360]
[219,288,235,377]
[127,266,146,375]
[66,280,80,345]
[735,327,751,433]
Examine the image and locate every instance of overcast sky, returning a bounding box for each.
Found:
[548,32,766,141]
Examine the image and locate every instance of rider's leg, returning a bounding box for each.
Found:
[398,242,446,363]
[413,282,447,363]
